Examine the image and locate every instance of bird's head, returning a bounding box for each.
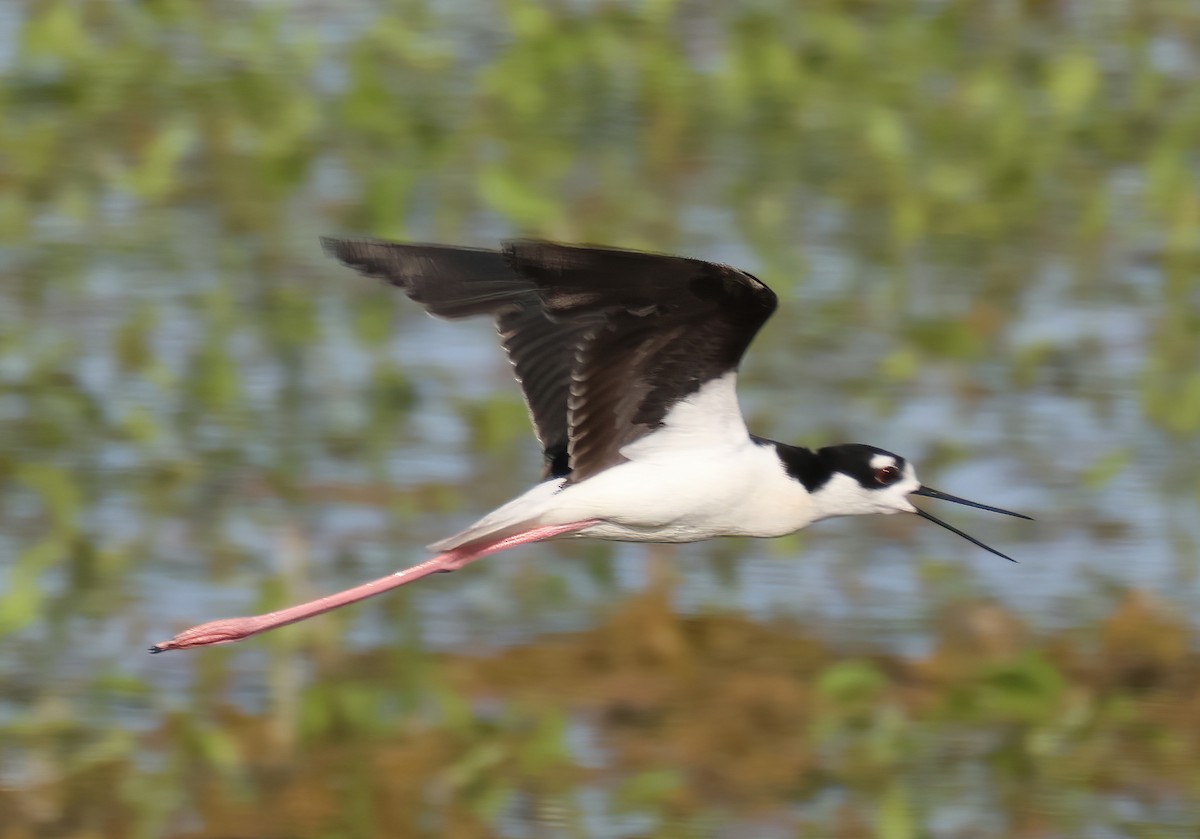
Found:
[809,444,1031,562]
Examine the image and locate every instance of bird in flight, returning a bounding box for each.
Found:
[151,240,1030,653]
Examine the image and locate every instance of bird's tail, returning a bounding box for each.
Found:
[428,478,567,552]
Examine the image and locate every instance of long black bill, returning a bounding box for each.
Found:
[910,486,1032,563]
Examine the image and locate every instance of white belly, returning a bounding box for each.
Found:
[431,372,818,552]
[543,438,818,542]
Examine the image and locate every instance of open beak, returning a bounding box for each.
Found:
[910,486,1032,563]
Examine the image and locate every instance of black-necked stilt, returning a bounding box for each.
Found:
[151,240,1030,653]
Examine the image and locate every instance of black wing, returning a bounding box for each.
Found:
[323,238,778,484]
[504,241,777,482]
[320,238,597,478]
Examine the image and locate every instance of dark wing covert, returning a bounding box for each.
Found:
[504,241,777,482]
[323,238,777,483]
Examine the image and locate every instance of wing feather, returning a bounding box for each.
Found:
[323,237,778,484]
[504,241,778,481]
[321,238,591,477]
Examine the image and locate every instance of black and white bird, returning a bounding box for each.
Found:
[152,240,1030,652]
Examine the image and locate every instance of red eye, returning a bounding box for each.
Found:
[874,465,900,485]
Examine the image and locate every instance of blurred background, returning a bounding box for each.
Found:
[2,1,1199,837]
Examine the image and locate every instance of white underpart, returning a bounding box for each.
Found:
[430,373,821,550]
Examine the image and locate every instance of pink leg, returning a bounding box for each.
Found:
[149,520,596,653]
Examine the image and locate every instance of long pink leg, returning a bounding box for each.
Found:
[149,520,596,653]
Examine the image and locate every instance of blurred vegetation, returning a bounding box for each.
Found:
[4,591,1200,838]
[1,0,1199,836]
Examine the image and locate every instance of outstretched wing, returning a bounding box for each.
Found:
[322,238,778,484]
[320,238,597,478]
[503,241,778,482]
